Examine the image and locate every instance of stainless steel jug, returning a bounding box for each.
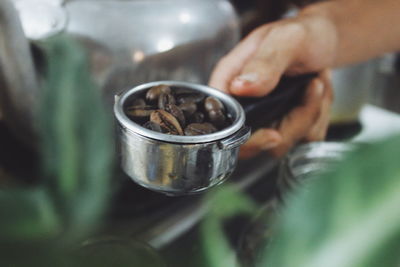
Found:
[0,0,240,141]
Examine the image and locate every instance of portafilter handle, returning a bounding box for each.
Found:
[237,73,318,131]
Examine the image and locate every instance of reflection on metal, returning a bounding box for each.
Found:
[179,11,192,24]
[156,38,174,53]
[14,0,67,40]
[0,0,39,142]
[132,50,145,63]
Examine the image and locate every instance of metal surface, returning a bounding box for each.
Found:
[330,61,377,124]
[64,0,239,102]
[115,81,251,195]
[0,0,39,141]
[13,0,67,40]
[278,142,355,198]
[0,0,239,141]
[119,129,243,195]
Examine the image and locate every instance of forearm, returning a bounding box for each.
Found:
[301,0,400,67]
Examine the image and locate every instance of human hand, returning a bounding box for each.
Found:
[209,14,336,157]
[239,70,333,158]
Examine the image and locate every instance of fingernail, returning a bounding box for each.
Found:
[313,79,324,96]
[262,140,280,150]
[236,73,259,83]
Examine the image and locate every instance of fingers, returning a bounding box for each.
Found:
[238,73,331,159]
[305,70,333,141]
[209,25,271,93]
[270,76,326,157]
[229,63,283,97]
[231,22,307,97]
[209,18,335,159]
[239,129,282,159]
[210,20,309,97]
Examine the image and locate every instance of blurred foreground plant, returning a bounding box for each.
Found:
[201,185,258,267]
[0,36,114,265]
[39,35,114,242]
[260,136,400,267]
[202,136,400,267]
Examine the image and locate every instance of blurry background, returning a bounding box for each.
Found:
[1,0,400,266]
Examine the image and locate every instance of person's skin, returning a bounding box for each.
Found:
[209,0,400,158]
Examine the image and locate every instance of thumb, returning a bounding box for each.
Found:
[229,62,283,97]
[229,22,307,97]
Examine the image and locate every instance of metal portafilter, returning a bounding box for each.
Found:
[114,74,316,196]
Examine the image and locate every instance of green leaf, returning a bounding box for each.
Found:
[0,188,60,241]
[38,35,114,241]
[201,216,238,267]
[205,184,258,220]
[75,237,166,267]
[201,185,258,267]
[258,136,400,267]
[0,34,116,266]
[0,239,75,267]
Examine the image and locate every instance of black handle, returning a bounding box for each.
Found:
[237,73,317,131]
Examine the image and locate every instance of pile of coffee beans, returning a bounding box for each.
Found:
[125,84,232,136]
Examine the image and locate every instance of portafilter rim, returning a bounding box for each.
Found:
[114,81,246,144]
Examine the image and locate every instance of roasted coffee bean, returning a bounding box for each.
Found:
[165,104,185,127]
[188,112,205,124]
[146,85,171,102]
[129,98,146,108]
[126,105,156,118]
[184,123,217,136]
[150,110,184,135]
[126,84,232,136]
[179,102,197,117]
[176,93,205,104]
[208,109,226,128]
[143,121,165,133]
[204,96,226,127]
[204,96,225,113]
[158,93,176,110]
[173,87,194,95]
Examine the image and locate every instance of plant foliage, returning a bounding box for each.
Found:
[201,184,258,267]
[0,35,114,265]
[258,136,400,267]
[39,35,114,241]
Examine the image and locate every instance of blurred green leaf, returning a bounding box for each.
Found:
[75,237,166,267]
[0,241,72,267]
[206,184,258,220]
[201,185,258,267]
[0,35,115,266]
[39,36,114,241]
[0,188,60,241]
[259,136,400,267]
